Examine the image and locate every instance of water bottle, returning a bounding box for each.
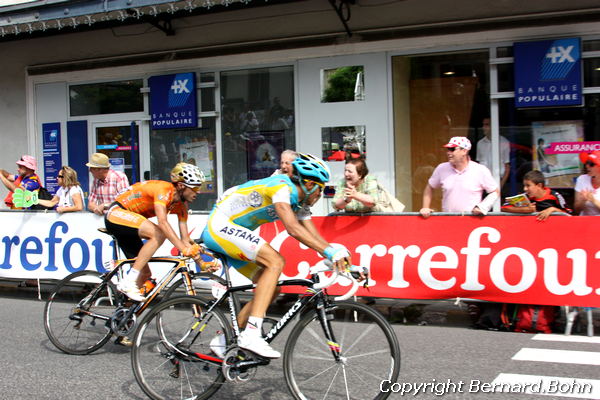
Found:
[142,278,156,295]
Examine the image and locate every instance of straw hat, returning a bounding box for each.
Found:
[86,153,110,168]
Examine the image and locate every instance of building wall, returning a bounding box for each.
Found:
[2,0,600,204]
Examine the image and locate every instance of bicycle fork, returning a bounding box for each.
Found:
[315,301,343,363]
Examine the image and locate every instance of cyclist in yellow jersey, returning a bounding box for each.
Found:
[105,163,205,302]
[202,153,353,359]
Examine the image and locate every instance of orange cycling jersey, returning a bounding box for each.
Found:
[115,180,187,221]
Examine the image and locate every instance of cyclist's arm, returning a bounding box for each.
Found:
[299,218,328,245]
[276,202,329,254]
[177,213,192,245]
[154,202,190,254]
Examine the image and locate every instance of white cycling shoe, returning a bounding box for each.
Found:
[209,333,226,358]
[238,331,281,359]
[117,280,146,302]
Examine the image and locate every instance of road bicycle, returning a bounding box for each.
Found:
[43,229,214,355]
[131,245,401,400]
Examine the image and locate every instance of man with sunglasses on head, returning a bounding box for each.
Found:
[420,136,499,218]
[201,153,352,359]
[106,163,205,301]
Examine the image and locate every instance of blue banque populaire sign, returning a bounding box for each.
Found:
[514,37,582,108]
[149,72,198,129]
[42,122,62,193]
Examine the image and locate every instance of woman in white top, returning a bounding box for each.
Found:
[38,166,84,213]
[574,151,600,216]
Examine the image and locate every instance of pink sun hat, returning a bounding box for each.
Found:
[16,155,37,171]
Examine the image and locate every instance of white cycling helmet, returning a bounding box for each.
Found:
[170,163,205,187]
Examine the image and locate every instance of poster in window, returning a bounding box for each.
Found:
[179,140,215,193]
[532,120,583,187]
[247,132,284,180]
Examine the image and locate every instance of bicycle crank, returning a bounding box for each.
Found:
[109,307,137,336]
[221,347,269,382]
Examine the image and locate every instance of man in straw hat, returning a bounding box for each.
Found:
[86,152,129,215]
[1,155,41,209]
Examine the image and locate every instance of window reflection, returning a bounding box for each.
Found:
[149,118,217,211]
[69,80,143,116]
[220,66,295,188]
[322,125,366,161]
[321,66,365,103]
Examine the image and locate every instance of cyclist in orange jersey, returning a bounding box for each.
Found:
[105,163,206,302]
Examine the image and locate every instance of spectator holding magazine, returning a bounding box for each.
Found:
[501,170,571,220]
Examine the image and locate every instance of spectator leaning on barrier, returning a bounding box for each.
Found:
[87,152,130,216]
[0,155,41,209]
[419,136,499,218]
[574,151,600,216]
[501,170,571,221]
[37,166,84,213]
[333,156,379,212]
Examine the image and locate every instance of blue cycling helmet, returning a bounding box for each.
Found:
[292,153,330,184]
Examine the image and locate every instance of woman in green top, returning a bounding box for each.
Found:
[333,156,380,212]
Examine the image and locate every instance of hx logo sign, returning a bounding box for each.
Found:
[514,37,582,108]
[168,73,193,107]
[149,72,197,129]
[541,38,580,81]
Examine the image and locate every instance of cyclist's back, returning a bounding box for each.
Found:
[215,174,309,230]
[115,180,186,219]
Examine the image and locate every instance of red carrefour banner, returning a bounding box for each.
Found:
[260,215,600,307]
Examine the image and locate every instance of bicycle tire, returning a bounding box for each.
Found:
[132,295,233,400]
[43,270,121,355]
[283,300,401,400]
[162,273,242,313]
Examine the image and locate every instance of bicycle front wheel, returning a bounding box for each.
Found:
[43,270,120,355]
[132,296,233,400]
[284,301,400,400]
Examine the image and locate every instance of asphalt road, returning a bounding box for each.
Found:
[2,292,599,400]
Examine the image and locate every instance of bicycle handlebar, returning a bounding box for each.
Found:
[309,261,368,301]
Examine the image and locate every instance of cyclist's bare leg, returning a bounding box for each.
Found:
[129,220,167,287]
[247,244,284,320]
[237,277,280,329]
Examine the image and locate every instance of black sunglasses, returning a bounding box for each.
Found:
[446,147,461,152]
[57,175,64,178]
[586,161,596,167]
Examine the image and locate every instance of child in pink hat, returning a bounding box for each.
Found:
[1,155,41,209]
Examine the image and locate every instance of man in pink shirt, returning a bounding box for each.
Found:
[420,136,499,218]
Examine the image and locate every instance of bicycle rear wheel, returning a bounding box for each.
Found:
[43,270,121,355]
[283,301,400,400]
[132,296,233,400]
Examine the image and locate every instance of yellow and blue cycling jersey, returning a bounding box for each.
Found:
[201,175,309,278]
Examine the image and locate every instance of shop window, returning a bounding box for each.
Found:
[69,80,143,116]
[497,63,514,92]
[149,117,217,212]
[321,66,365,102]
[496,47,513,58]
[220,66,295,188]
[95,125,139,185]
[498,94,600,209]
[321,125,366,161]
[583,40,600,52]
[392,51,489,211]
[583,57,600,87]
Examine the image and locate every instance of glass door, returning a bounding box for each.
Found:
[93,121,141,184]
